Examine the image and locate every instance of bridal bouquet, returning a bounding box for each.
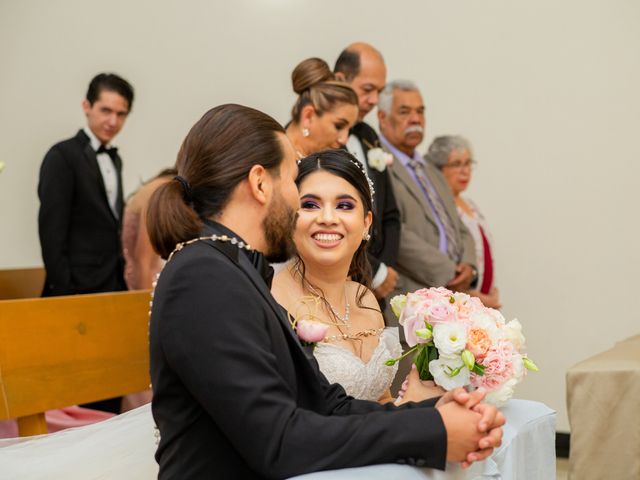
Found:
[386,287,538,406]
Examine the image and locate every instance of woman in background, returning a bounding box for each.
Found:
[426,136,501,309]
[285,57,359,158]
[122,168,177,291]
[120,167,176,411]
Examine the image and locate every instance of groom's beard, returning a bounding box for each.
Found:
[263,192,298,263]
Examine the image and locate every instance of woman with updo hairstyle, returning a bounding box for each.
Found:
[285,58,359,158]
[272,149,411,404]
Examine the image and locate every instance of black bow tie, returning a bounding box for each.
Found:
[96,145,118,157]
[248,250,275,288]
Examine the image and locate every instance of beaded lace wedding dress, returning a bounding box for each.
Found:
[314,328,402,401]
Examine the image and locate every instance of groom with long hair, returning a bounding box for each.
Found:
[147,103,504,479]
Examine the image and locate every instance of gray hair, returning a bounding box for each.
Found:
[378,79,420,114]
[425,136,472,169]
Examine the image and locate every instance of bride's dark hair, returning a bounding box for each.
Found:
[293,149,374,308]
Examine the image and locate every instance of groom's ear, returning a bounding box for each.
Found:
[247,164,272,206]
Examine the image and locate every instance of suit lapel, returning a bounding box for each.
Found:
[200,231,303,349]
[388,155,438,228]
[112,151,125,219]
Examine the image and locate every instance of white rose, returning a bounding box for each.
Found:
[390,294,407,319]
[511,353,525,381]
[501,318,526,350]
[470,310,500,341]
[367,148,393,172]
[486,307,507,326]
[452,291,472,304]
[429,356,470,391]
[484,378,518,407]
[433,323,467,357]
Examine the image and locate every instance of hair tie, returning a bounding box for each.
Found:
[174,175,194,204]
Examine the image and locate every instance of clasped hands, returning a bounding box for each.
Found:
[397,366,504,468]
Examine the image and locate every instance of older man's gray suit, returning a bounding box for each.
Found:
[387,157,476,314]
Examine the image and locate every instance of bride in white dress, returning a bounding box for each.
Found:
[271,150,403,403]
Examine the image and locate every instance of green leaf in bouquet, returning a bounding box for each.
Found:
[428,344,439,364]
[472,363,486,376]
[420,345,438,381]
[413,345,432,381]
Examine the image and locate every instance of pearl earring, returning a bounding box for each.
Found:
[302,127,310,137]
[363,232,371,241]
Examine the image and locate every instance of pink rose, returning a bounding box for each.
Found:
[296,319,329,343]
[413,287,452,303]
[426,302,456,325]
[426,287,454,301]
[466,327,491,360]
[402,315,427,347]
[471,341,514,391]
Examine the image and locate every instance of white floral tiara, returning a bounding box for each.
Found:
[347,157,375,204]
[298,152,376,204]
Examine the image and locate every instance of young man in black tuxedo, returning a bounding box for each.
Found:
[37,73,134,412]
[335,42,401,308]
[147,103,504,479]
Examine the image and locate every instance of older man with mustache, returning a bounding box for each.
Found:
[379,80,477,292]
[378,81,477,376]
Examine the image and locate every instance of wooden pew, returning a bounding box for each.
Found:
[0,267,45,300]
[0,290,151,436]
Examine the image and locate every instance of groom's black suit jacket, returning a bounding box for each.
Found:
[38,129,126,296]
[150,221,447,479]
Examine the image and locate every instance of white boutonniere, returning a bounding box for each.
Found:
[367,148,393,172]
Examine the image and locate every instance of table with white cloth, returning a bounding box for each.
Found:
[566,334,640,480]
[0,399,555,480]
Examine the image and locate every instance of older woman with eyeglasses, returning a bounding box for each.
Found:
[425,136,501,309]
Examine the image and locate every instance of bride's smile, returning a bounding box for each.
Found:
[311,231,344,248]
[295,170,372,269]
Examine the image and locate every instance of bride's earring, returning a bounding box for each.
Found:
[302,127,310,137]
[363,231,371,242]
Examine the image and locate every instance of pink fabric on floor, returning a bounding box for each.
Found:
[45,406,114,433]
[0,406,114,438]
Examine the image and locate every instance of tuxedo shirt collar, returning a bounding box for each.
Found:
[83,126,115,151]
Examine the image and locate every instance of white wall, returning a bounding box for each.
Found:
[1,0,639,432]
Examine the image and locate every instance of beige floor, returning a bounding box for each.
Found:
[557,458,569,480]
